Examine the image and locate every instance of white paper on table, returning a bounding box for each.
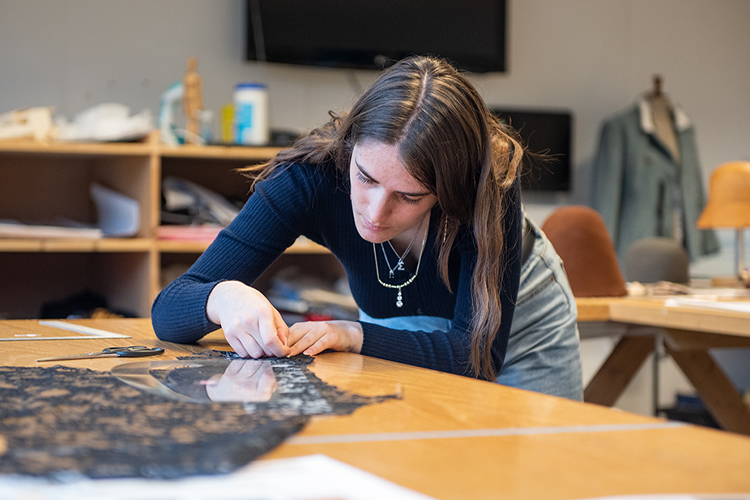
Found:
[0,454,437,500]
[664,297,750,315]
[688,288,750,299]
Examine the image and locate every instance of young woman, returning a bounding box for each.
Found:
[152,56,583,400]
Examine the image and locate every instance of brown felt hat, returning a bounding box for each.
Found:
[697,161,750,228]
[541,206,627,297]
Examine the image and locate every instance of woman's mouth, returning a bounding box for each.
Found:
[362,216,388,232]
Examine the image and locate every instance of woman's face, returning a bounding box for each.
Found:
[349,140,437,244]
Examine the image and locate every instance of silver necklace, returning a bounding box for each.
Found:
[373,218,428,308]
[380,216,424,278]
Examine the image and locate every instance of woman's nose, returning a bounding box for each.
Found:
[367,190,391,223]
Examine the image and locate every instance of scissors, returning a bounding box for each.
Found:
[36,346,164,362]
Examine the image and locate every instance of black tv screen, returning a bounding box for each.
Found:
[492,109,573,192]
[246,0,506,72]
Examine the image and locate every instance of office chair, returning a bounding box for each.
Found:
[625,237,690,284]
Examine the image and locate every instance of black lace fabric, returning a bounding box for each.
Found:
[0,353,397,479]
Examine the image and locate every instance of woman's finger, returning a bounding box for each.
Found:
[225,330,250,358]
[238,333,265,358]
[257,309,290,357]
[303,332,335,356]
[286,322,307,347]
[272,308,290,346]
[288,322,325,356]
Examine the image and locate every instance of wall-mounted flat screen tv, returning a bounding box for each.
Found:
[246,0,506,72]
[492,109,573,192]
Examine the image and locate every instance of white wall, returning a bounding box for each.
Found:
[3,0,749,188]
[3,0,747,268]
[1,0,748,414]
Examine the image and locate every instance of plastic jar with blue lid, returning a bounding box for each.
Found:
[234,82,269,146]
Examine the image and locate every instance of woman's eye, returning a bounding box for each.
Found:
[355,170,421,204]
[356,171,374,184]
[401,195,421,205]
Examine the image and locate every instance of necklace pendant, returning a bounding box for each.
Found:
[396,261,405,271]
[388,269,395,278]
[396,288,403,308]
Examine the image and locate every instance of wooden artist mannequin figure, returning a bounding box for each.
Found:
[153,56,584,400]
[183,57,203,144]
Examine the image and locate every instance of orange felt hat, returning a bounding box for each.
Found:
[541,206,627,297]
[697,161,750,228]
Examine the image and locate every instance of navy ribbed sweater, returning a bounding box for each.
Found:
[152,162,522,378]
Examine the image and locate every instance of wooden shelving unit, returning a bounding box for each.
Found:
[0,134,332,319]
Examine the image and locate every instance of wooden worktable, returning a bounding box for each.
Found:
[1,318,749,499]
[577,296,750,435]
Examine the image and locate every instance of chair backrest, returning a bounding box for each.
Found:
[625,237,690,284]
[541,206,627,297]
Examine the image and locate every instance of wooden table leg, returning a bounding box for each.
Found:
[584,335,655,406]
[664,343,750,436]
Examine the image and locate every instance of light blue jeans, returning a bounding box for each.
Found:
[359,218,584,401]
[497,217,583,401]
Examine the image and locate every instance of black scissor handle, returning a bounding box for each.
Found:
[102,346,165,357]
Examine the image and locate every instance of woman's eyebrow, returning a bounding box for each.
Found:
[355,159,378,183]
[355,158,431,197]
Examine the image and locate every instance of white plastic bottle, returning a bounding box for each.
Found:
[234,82,269,146]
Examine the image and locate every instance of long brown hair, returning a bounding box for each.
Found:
[243,56,522,380]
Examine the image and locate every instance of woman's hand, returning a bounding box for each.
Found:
[287,320,363,356]
[206,281,291,358]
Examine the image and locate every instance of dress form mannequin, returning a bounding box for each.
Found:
[648,75,681,164]
[647,75,684,244]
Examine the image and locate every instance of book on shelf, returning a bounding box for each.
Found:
[156,225,223,241]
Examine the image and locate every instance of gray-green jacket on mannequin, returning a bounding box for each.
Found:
[591,97,719,262]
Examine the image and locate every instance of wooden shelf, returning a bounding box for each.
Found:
[0,134,329,319]
[159,143,282,160]
[0,238,154,253]
[0,138,154,157]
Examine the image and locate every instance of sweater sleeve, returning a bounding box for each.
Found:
[359,180,523,378]
[151,164,315,343]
